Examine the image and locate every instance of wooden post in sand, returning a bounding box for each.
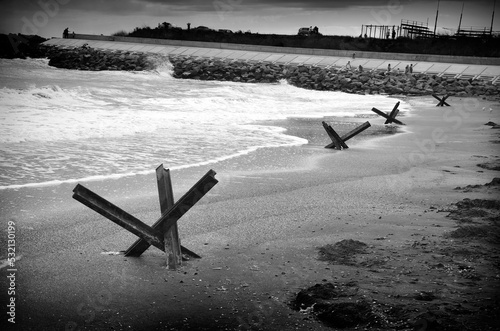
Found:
[72,166,217,269]
[323,121,371,149]
[340,121,371,143]
[432,94,450,107]
[322,121,347,149]
[125,168,217,259]
[384,102,400,124]
[371,101,405,125]
[156,165,182,269]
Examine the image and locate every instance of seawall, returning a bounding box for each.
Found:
[42,35,500,84]
[40,36,500,99]
[62,33,500,66]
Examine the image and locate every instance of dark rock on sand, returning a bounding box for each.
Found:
[477,161,500,171]
[317,239,368,266]
[292,282,374,328]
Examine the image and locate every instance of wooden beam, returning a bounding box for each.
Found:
[72,184,164,251]
[341,121,371,142]
[180,246,201,259]
[322,121,348,149]
[156,166,202,260]
[323,121,342,149]
[432,94,450,107]
[384,102,401,124]
[124,170,218,257]
[371,107,405,125]
[156,166,182,269]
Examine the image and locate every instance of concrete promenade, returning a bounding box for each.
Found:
[43,36,500,84]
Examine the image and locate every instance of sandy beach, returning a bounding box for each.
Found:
[1,95,499,330]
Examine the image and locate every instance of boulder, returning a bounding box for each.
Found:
[339,78,352,85]
[359,75,370,83]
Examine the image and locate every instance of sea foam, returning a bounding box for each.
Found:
[0,58,410,189]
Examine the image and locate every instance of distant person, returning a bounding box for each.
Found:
[387,63,391,72]
[410,64,414,73]
[392,28,396,39]
[364,33,367,39]
[63,27,69,38]
[345,61,352,70]
[71,31,75,38]
[358,65,363,72]
[405,65,409,74]
[313,26,319,34]
[352,53,356,59]
[386,30,390,39]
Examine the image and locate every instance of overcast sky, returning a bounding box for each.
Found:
[1,0,498,38]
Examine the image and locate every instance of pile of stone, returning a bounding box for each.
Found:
[43,44,157,71]
[169,55,499,98]
[41,45,499,98]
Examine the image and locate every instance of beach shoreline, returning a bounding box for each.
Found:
[1,96,499,330]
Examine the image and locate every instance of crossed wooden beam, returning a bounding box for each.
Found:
[371,101,405,125]
[72,165,218,269]
[322,121,371,149]
[432,94,450,107]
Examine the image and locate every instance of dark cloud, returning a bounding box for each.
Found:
[4,0,490,17]
[1,0,494,36]
[139,0,414,12]
[2,0,162,16]
[59,0,160,15]
[140,0,490,10]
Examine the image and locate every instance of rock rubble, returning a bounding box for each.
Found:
[169,55,499,98]
[43,44,157,71]
[42,45,499,98]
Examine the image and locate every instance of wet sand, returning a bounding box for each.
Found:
[1,96,499,330]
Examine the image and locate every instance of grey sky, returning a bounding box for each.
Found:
[1,0,497,37]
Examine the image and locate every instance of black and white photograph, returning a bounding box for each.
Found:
[1,0,499,330]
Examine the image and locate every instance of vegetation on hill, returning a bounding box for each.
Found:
[118,23,500,58]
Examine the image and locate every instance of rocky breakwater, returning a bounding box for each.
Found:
[43,44,158,71]
[169,56,500,98]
